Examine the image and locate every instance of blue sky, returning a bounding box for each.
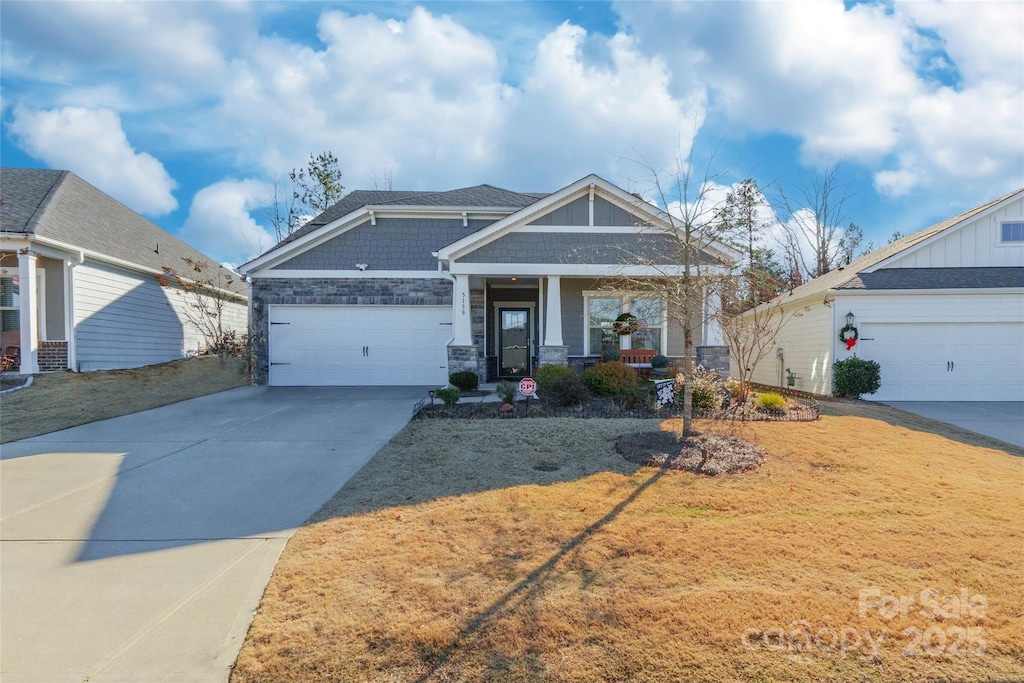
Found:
[2,1,1022,265]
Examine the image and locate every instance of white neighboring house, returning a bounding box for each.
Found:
[0,168,248,374]
[733,187,1024,402]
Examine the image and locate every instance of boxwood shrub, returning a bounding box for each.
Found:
[833,357,881,399]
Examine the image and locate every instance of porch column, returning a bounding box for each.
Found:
[452,274,473,346]
[703,285,724,347]
[543,275,563,346]
[18,250,39,374]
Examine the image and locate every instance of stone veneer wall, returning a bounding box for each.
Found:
[38,341,68,372]
[249,277,452,384]
[696,346,730,375]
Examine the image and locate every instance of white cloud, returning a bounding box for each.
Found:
[179,180,274,264]
[9,106,178,215]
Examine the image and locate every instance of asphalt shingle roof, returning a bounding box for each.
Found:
[275,184,546,249]
[777,186,1024,300]
[839,267,1024,290]
[0,167,247,297]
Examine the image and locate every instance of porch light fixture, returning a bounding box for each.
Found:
[846,311,855,326]
[510,277,517,282]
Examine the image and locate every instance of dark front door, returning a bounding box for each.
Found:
[499,308,531,377]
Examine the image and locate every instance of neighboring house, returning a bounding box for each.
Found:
[239,174,739,386]
[0,168,248,374]
[735,187,1024,401]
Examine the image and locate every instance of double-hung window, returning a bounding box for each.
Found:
[586,293,664,356]
[0,276,19,334]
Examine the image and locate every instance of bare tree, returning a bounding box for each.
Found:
[718,272,808,402]
[259,172,300,243]
[261,152,346,242]
[156,258,246,361]
[371,166,395,191]
[611,141,737,434]
[778,160,856,280]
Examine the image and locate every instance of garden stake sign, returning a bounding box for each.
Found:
[519,377,537,397]
[839,323,859,351]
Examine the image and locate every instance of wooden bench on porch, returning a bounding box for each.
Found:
[618,349,656,377]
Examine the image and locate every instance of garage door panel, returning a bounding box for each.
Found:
[860,322,1023,401]
[269,306,451,386]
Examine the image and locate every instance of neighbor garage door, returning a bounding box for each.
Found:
[268,305,452,386]
[857,322,1024,401]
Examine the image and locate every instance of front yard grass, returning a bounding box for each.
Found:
[0,356,247,443]
[232,408,1023,682]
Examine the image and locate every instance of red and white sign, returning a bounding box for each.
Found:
[519,377,537,396]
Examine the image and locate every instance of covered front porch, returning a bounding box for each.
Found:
[445,272,727,382]
[1,247,74,375]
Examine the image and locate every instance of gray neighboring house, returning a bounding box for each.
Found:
[0,167,248,374]
[239,174,740,387]
[735,186,1024,401]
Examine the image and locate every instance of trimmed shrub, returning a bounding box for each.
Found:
[833,357,882,399]
[618,380,654,410]
[754,392,787,414]
[651,354,670,370]
[583,361,641,398]
[448,371,479,392]
[534,364,573,392]
[601,347,620,363]
[545,374,590,407]
[496,380,517,404]
[435,387,461,405]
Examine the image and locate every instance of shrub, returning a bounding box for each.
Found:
[435,387,461,405]
[618,380,654,410]
[545,374,590,407]
[601,347,620,363]
[754,392,787,414]
[833,357,882,399]
[534,364,573,391]
[496,380,517,404]
[677,366,721,411]
[583,361,641,398]
[723,377,743,402]
[448,371,479,392]
[651,354,669,370]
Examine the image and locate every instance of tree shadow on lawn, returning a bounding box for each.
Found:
[307,419,655,523]
[819,401,1023,456]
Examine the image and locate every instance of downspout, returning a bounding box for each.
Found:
[64,251,84,371]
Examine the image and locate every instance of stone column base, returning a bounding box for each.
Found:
[538,345,569,367]
[696,345,730,375]
[447,345,482,383]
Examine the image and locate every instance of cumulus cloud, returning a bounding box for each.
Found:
[179,180,275,265]
[9,106,178,215]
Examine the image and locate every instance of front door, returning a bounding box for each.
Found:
[499,308,531,377]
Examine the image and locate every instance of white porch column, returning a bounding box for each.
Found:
[703,285,724,347]
[543,275,563,346]
[18,251,39,374]
[452,274,473,346]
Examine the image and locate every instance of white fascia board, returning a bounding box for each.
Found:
[863,191,1023,274]
[239,209,370,274]
[835,287,1024,297]
[365,205,517,217]
[252,270,449,279]
[517,225,649,234]
[449,262,733,277]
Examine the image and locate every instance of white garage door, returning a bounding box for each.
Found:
[858,322,1024,401]
[269,305,452,386]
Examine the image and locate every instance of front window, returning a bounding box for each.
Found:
[0,276,20,334]
[1001,221,1024,243]
[587,294,663,356]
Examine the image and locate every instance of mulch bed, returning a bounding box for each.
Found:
[615,430,767,475]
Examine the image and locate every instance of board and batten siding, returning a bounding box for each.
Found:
[735,297,834,395]
[73,260,247,371]
[885,196,1024,269]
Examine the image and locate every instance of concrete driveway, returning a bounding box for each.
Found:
[879,401,1024,450]
[0,386,425,683]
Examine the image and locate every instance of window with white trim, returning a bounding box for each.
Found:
[1000,221,1024,242]
[586,294,664,357]
[0,275,19,334]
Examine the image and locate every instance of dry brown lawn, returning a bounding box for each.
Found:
[232,407,1024,683]
[0,356,247,443]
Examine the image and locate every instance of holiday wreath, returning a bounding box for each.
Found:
[839,323,859,351]
[613,313,639,335]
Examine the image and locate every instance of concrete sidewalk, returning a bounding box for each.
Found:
[0,386,426,683]
[878,401,1024,450]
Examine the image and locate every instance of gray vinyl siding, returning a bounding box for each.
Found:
[73,260,246,371]
[39,256,65,340]
[460,232,703,264]
[273,218,493,271]
[527,197,590,226]
[593,196,647,226]
[559,278,598,356]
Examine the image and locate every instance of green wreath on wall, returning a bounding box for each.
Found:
[613,313,639,336]
[839,323,859,351]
